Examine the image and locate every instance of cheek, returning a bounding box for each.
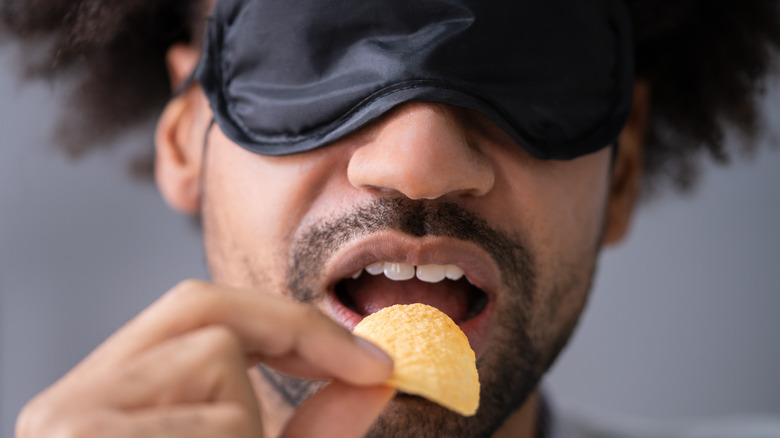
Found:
[477,145,611,257]
[498,149,612,359]
[201,130,341,288]
[500,148,612,263]
[481,147,612,341]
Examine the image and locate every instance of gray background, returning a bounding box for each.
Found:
[1,45,779,436]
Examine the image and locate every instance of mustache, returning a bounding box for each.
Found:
[286,197,535,304]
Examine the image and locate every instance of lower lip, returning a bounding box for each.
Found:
[327,289,494,358]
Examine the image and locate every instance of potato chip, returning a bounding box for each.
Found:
[353,303,480,416]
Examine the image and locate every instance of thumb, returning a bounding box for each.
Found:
[282,382,395,438]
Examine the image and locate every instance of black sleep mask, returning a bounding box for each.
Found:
[194,0,634,160]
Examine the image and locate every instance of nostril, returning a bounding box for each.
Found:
[347,149,494,199]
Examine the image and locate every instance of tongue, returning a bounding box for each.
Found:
[347,275,471,324]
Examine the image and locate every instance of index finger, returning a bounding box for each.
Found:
[86,280,393,386]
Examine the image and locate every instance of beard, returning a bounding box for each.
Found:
[241,197,594,437]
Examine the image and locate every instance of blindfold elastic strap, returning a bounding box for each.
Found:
[204,117,216,153]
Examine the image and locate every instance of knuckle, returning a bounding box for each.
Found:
[61,415,114,438]
[168,278,208,299]
[18,407,101,438]
[16,394,59,438]
[15,400,38,438]
[200,325,242,356]
[48,418,94,438]
[166,279,220,314]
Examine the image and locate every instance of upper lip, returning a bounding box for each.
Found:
[323,230,502,299]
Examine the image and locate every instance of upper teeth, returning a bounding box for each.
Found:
[353,262,466,283]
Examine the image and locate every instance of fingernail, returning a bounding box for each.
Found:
[355,336,393,366]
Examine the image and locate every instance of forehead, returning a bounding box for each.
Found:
[196,0,633,159]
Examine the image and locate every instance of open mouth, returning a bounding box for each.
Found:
[333,262,489,325]
[321,234,501,356]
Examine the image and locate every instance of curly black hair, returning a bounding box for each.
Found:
[2,0,779,195]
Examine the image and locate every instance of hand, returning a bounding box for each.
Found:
[16,279,395,437]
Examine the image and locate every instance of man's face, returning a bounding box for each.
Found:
[188,99,617,436]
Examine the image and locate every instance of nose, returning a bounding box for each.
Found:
[347,102,495,200]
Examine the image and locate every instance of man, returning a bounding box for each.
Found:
[3,0,779,437]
